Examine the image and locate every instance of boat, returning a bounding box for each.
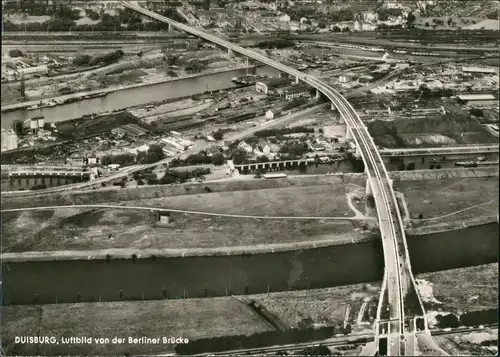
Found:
[27,104,39,111]
[83,92,108,100]
[455,161,478,168]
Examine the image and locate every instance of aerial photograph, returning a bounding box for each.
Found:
[0,0,498,355]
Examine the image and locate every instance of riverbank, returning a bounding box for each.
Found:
[2,216,496,264]
[1,64,255,112]
[2,262,497,356]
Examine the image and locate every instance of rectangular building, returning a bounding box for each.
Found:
[111,124,149,138]
[255,77,292,94]
[457,94,497,107]
[284,85,310,100]
[462,67,496,74]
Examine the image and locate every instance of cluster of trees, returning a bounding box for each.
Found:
[283,97,308,110]
[136,145,165,164]
[73,50,124,66]
[3,8,184,32]
[212,130,224,140]
[175,326,337,355]
[255,39,295,49]
[85,9,100,21]
[169,151,225,167]
[132,167,211,185]
[331,25,351,32]
[279,142,310,156]
[101,153,136,166]
[255,126,314,138]
[100,145,164,167]
[8,49,23,58]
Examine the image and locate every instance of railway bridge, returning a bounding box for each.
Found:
[122,1,430,354]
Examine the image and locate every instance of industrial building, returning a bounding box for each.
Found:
[462,67,496,74]
[1,129,19,151]
[456,94,498,107]
[255,77,291,94]
[283,85,310,100]
[22,116,45,134]
[111,124,149,138]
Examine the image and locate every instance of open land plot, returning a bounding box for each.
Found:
[124,185,354,218]
[367,116,498,148]
[2,298,273,356]
[251,283,380,331]
[1,208,364,252]
[395,177,499,219]
[433,329,498,356]
[418,263,498,314]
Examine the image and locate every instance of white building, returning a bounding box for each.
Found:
[265,109,282,119]
[16,65,49,76]
[161,137,184,151]
[339,75,352,83]
[1,129,19,151]
[278,13,290,22]
[238,140,253,153]
[22,116,45,134]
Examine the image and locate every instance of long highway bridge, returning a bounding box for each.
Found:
[122,1,429,355]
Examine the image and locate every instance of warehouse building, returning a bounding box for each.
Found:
[284,85,310,100]
[462,67,496,74]
[255,77,291,94]
[456,94,498,107]
[111,124,149,138]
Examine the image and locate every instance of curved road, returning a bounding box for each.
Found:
[0,203,374,221]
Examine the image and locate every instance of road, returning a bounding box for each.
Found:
[0,203,368,221]
[0,104,328,196]
[122,1,427,355]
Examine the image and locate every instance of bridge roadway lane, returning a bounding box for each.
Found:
[121,2,426,355]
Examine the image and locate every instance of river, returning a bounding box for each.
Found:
[1,66,279,129]
[2,222,497,305]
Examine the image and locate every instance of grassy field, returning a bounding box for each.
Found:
[396,177,499,219]
[252,283,380,332]
[1,208,363,252]
[126,185,353,217]
[433,329,498,356]
[367,115,498,148]
[2,298,273,356]
[418,263,498,313]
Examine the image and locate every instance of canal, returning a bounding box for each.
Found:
[1,66,280,129]
[2,222,497,305]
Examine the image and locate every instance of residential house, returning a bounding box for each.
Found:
[238,140,253,153]
[265,109,282,119]
[87,153,99,165]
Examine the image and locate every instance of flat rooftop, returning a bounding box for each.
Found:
[457,94,496,101]
[462,67,496,74]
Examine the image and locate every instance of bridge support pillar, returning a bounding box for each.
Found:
[331,103,336,111]
[167,23,173,32]
[355,144,361,158]
[295,76,299,84]
[227,48,234,59]
[345,127,353,142]
[315,89,320,99]
[366,177,373,196]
